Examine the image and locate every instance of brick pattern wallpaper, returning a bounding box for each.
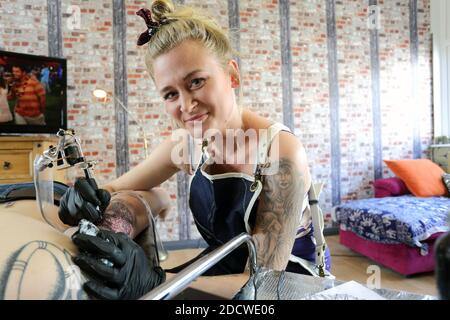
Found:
[379,0,416,177]
[240,0,283,124]
[418,0,433,158]
[336,0,374,202]
[290,0,333,212]
[0,0,433,241]
[0,1,48,54]
[61,0,116,184]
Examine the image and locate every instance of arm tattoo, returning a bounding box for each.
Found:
[97,199,136,237]
[252,158,305,271]
[0,241,89,300]
[96,192,156,261]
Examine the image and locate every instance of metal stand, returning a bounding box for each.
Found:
[140,233,257,300]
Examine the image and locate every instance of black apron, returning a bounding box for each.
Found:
[166,123,331,275]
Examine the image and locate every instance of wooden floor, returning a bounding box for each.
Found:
[326,235,437,296]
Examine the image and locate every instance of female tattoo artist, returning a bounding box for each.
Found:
[58,0,332,300]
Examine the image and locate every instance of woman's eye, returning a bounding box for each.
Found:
[190,78,205,89]
[164,92,177,100]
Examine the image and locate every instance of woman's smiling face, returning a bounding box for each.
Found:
[153,39,240,138]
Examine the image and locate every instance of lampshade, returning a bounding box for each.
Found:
[93,88,107,99]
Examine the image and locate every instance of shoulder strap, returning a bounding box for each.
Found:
[246,123,291,230]
[250,122,291,190]
[256,122,291,168]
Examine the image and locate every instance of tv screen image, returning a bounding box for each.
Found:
[0,50,67,134]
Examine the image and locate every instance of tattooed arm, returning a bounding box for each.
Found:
[62,188,171,239]
[252,133,311,271]
[96,191,148,239]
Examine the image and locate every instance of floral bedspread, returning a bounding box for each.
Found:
[332,195,450,250]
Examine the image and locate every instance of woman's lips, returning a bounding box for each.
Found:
[185,113,209,123]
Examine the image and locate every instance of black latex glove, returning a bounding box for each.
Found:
[58,177,111,226]
[72,230,166,300]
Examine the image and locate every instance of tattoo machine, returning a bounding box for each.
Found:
[78,219,114,268]
[34,129,98,232]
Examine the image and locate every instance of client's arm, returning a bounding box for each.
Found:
[96,191,149,239]
[98,188,171,237]
[63,187,171,240]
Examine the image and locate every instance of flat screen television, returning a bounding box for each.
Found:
[0,50,67,134]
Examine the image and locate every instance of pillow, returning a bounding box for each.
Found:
[442,173,450,195]
[384,159,448,197]
[373,177,410,198]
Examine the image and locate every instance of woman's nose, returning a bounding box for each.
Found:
[179,93,197,113]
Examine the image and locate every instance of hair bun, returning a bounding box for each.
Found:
[151,0,175,23]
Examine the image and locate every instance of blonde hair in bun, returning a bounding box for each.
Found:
[143,0,236,77]
[150,0,175,23]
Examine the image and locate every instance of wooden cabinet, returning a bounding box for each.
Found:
[0,136,67,184]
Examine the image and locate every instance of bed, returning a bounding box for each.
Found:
[332,195,450,276]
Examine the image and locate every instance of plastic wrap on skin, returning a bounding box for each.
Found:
[233,268,437,300]
[109,191,168,263]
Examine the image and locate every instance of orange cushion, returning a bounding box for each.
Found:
[384,159,448,197]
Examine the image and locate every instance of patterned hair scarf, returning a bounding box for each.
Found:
[136,8,172,46]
